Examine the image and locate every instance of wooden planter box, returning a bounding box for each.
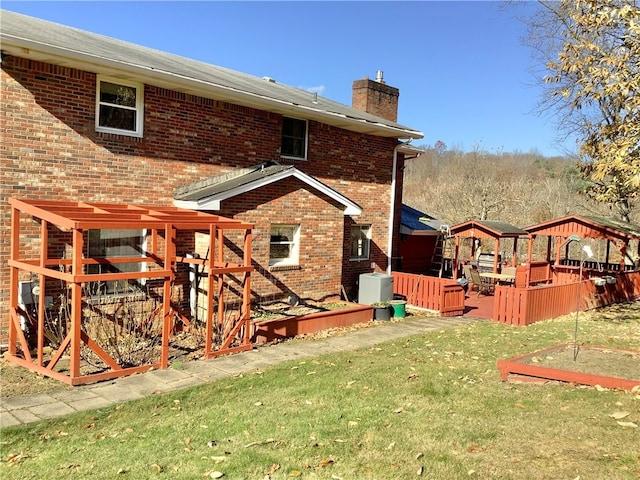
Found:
[497,344,640,391]
[252,303,373,344]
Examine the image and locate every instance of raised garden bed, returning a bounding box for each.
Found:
[251,301,373,344]
[497,344,640,391]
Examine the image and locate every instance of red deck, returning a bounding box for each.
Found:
[462,292,495,319]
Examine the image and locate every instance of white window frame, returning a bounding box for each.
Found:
[280,117,308,160]
[86,228,147,295]
[350,225,371,261]
[95,75,144,137]
[269,224,300,267]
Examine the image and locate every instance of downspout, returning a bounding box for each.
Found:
[387,139,413,274]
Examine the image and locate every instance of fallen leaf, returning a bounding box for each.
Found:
[393,407,404,414]
[289,470,302,477]
[254,401,263,406]
[616,421,638,428]
[417,466,424,475]
[150,463,163,473]
[318,458,335,467]
[386,441,396,450]
[209,471,224,478]
[467,445,484,453]
[244,438,276,448]
[609,411,630,420]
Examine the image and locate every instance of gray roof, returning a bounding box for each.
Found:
[0,9,423,139]
[451,220,527,237]
[175,161,293,202]
[174,161,362,215]
[525,214,640,239]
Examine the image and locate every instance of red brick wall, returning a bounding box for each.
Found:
[1,56,401,341]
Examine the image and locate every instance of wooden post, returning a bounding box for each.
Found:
[242,228,252,344]
[69,228,83,380]
[37,220,48,366]
[8,206,20,356]
[205,224,215,354]
[216,227,225,335]
[160,224,175,368]
[493,238,500,273]
[453,236,460,280]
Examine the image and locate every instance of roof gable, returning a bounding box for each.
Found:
[450,220,527,239]
[174,161,362,216]
[524,215,640,240]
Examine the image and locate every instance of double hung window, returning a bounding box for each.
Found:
[96,76,144,137]
[269,225,300,266]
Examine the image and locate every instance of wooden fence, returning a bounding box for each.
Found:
[391,272,465,317]
[493,270,640,326]
[393,270,640,326]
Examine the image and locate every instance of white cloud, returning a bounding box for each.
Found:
[303,85,325,95]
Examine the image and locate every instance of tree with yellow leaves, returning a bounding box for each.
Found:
[529,0,640,222]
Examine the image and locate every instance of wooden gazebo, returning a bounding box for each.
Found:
[450,220,528,277]
[523,214,640,285]
[7,198,253,385]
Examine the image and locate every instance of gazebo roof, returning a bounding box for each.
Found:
[524,214,640,241]
[10,198,253,231]
[450,220,527,239]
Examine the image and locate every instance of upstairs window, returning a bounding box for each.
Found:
[96,76,144,137]
[281,117,307,159]
[270,224,300,266]
[350,225,371,261]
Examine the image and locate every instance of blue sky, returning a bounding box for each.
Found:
[2,1,574,157]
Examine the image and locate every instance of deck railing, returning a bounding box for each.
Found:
[493,270,640,326]
[391,272,465,317]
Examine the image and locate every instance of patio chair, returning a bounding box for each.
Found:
[468,267,495,297]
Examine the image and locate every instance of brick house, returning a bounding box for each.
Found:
[0,10,423,344]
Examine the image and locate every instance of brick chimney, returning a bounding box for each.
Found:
[352,70,399,122]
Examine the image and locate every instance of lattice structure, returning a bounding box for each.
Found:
[7,198,253,385]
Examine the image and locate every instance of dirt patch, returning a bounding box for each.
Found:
[522,345,640,381]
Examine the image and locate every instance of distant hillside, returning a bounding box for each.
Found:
[402,145,630,228]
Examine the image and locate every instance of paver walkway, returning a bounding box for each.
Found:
[1,315,483,427]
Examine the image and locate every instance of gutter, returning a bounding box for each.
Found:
[0,35,423,140]
[387,139,414,274]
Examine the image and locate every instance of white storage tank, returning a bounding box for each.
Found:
[358,272,393,305]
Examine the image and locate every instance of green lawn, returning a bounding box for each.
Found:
[1,306,639,479]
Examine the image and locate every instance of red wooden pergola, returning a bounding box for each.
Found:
[7,198,254,385]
